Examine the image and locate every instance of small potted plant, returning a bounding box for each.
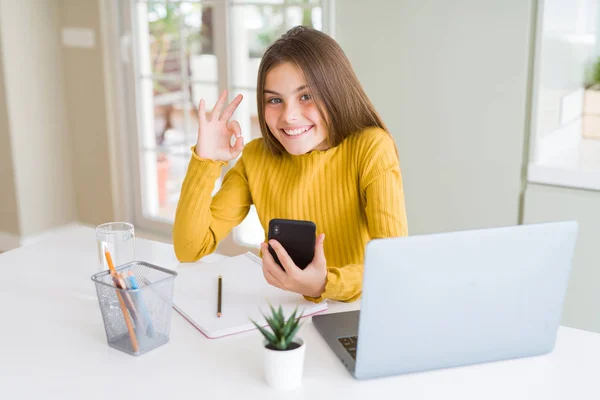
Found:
[251,305,305,390]
[583,57,600,139]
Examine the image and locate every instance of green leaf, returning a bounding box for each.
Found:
[281,311,298,338]
[289,307,299,322]
[277,336,287,350]
[250,319,276,344]
[262,313,280,334]
[276,305,285,326]
[268,303,277,319]
[594,57,600,84]
[286,320,300,341]
[268,305,283,331]
[287,321,302,343]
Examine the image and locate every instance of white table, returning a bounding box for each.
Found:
[1,225,599,399]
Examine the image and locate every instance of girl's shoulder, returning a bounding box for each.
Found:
[347,127,400,181]
[345,126,396,155]
[345,126,391,144]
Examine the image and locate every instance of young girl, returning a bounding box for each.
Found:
[173,26,408,303]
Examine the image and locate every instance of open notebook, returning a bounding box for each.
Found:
[173,252,328,338]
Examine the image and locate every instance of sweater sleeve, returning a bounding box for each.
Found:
[172,147,253,262]
[305,129,408,302]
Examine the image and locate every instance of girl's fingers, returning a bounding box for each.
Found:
[262,249,283,288]
[210,90,228,121]
[219,94,243,122]
[197,99,207,125]
[262,243,287,281]
[268,240,297,275]
[264,266,283,289]
[230,136,244,159]
[227,120,242,138]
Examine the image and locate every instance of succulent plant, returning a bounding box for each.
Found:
[251,304,303,350]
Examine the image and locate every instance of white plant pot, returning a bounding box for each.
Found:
[263,338,306,390]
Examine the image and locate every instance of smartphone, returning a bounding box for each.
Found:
[268,218,316,271]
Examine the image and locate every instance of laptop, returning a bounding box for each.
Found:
[312,221,578,380]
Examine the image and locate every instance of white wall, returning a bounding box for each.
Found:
[524,183,600,333]
[335,0,535,235]
[61,0,115,227]
[0,0,77,238]
[0,20,20,238]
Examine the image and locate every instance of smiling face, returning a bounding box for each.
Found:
[263,62,329,155]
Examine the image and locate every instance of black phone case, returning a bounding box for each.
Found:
[268,219,316,270]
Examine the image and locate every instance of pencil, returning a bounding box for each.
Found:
[105,250,139,353]
[217,275,222,318]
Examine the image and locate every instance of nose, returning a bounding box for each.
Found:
[282,101,299,122]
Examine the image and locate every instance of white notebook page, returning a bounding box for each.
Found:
[173,252,328,338]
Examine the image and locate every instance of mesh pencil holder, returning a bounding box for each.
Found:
[91,261,177,356]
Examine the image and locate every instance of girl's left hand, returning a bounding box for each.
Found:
[260,233,327,298]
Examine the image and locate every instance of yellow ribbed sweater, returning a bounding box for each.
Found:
[172,127,408,302]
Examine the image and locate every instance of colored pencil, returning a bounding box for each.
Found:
[105,250,139,353]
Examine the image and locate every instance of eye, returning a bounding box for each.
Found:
[267,97,282,104]
[300,93,311,101]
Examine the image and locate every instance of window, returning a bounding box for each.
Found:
[119,0,333,247]
[527,0,600,191]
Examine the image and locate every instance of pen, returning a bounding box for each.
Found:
[128,270,155,337]
[217,275,222,318]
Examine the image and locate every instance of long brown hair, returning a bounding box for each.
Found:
[257,26,389,155]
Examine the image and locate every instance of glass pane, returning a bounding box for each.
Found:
[144,1,184,77]
[143,150,176,221]
[228,5,321,88]
[230,0,285,4]
[141,148,224,223]
[191,81,219,114]
[141,150,206,222]
[138,0,204,2]
[139,78,189,151]
[284,6,322,30]
[288,0,321,4]
[228,89,262,142]
[181,2,217,80]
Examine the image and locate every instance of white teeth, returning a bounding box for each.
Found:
[283,126,310,136]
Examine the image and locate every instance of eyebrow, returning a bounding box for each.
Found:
[263,85,308,96]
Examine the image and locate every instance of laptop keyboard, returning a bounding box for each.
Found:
[338,336,358,360]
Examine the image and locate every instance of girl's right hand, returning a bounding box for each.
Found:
[195,90,244,162]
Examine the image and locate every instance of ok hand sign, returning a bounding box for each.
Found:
[195,90,244,162]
